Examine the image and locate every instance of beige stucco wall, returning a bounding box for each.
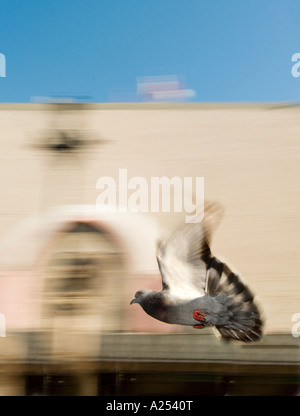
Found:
[0,102,299,335]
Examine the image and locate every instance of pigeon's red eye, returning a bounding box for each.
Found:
[138,291,142,296]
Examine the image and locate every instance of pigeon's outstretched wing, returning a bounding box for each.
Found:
[157,202,223,298]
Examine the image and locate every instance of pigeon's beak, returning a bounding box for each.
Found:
[130,298,136,305]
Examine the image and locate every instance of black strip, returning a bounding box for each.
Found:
[208,257,224,275]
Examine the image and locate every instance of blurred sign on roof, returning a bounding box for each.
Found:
[136,75,196,102]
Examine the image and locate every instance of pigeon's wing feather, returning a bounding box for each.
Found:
[157,202,224,297]
[157,221,212,298]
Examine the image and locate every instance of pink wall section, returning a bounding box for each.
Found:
[0,271,44,330]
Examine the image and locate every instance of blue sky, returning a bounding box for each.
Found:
[0,0,300,103]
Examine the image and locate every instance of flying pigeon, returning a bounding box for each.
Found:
[130,203,263,342]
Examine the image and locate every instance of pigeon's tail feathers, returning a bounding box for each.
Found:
[207,257,263,342]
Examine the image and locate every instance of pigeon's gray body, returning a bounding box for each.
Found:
[131,203,263,342]
[136,290,230,327]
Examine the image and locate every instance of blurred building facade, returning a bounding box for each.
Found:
[0,102,298,395]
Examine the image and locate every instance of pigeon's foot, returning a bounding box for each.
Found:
[193,310,206,329]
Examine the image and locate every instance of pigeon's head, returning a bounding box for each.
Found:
[130,289,155,306]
